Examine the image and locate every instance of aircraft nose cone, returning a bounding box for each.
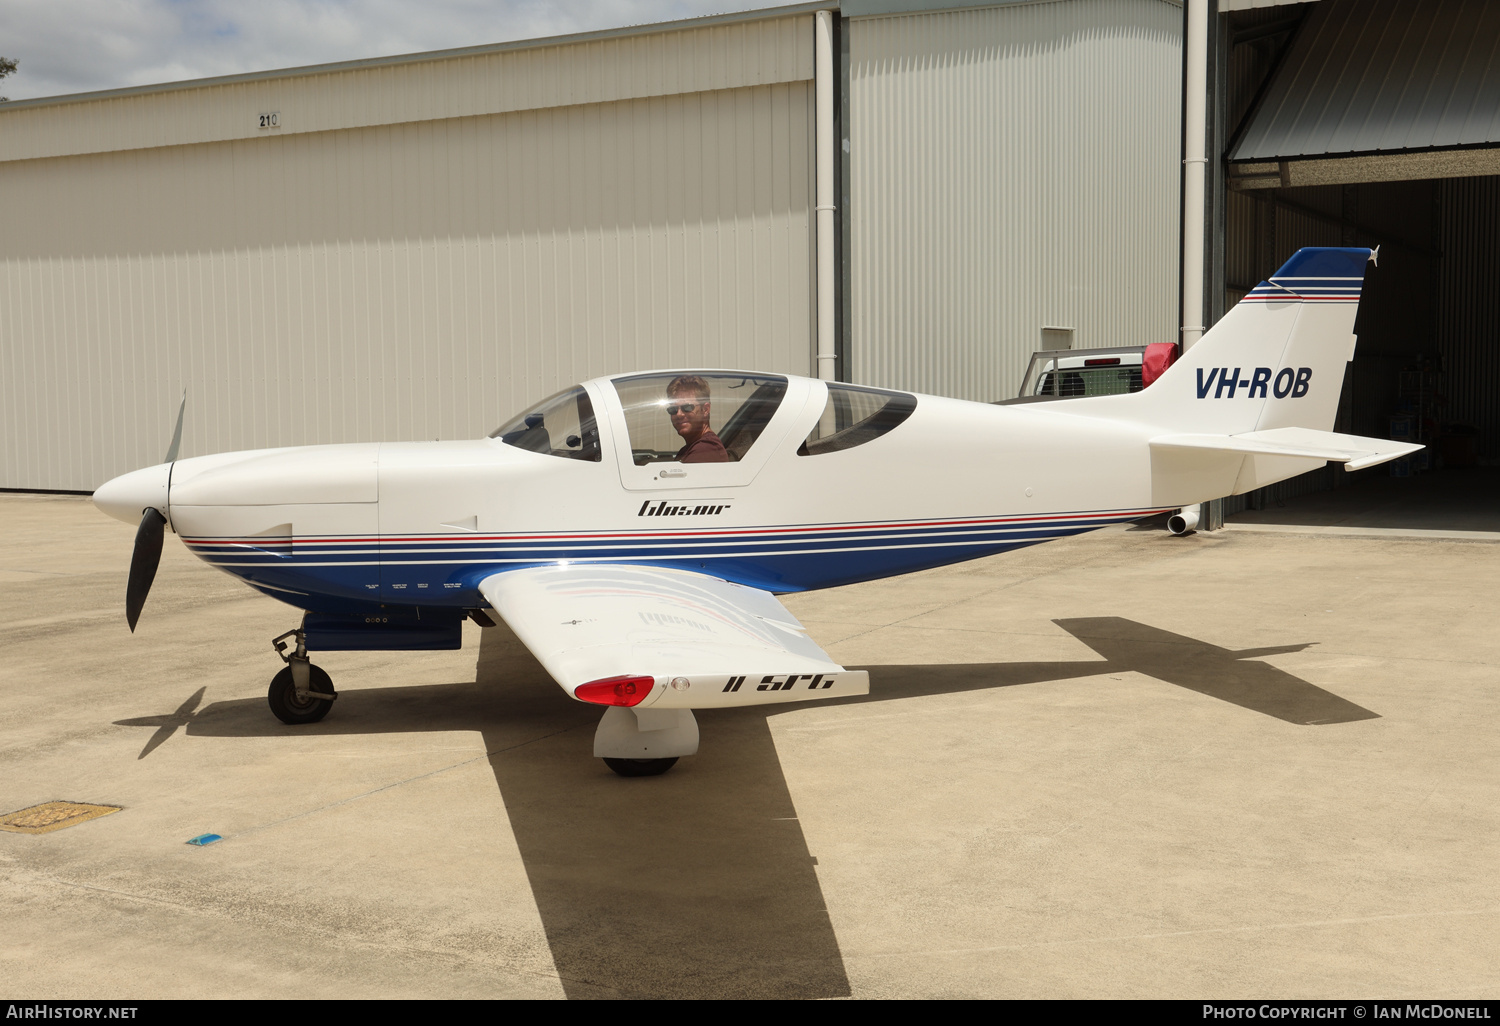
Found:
[94,463,172,526]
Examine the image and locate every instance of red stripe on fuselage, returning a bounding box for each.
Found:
[180,508,1161,548]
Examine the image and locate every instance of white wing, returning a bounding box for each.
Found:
[478,564,868,709]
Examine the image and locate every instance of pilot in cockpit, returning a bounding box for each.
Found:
[666,375,729,463]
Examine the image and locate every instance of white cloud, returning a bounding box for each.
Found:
[0,0,802,101]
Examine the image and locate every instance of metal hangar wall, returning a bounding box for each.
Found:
[0,12,820,490]
[845,0,1183,401]
[0,0,1185,491]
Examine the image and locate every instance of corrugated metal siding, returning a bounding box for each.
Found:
[1230,0,1500,161]
[0,84,815,491]
[1271,185,1345,252]
[0,16,814,164]
[848,0,1182,401]
[1224,5,1304,139]
[1436,174,1500,462]
[1223,183,1342,385]
[1220,1,1310,10]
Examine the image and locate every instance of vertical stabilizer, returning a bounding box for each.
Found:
[1130,247,1374,437]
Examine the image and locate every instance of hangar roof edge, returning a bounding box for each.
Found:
[842,0,1178,17]
[0,1,836,113]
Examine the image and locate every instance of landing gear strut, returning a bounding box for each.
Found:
[269,628,336,725]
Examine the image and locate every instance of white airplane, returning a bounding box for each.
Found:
[94,247,1420,776]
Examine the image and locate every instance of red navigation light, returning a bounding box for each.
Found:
[575,675,655,707]
[1083,357,1121,366]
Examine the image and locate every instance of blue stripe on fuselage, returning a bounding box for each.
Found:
[184,509,1162,612]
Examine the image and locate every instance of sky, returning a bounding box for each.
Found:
[0,0,801,101]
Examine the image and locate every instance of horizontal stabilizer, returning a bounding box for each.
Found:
[1151,427,1423,472]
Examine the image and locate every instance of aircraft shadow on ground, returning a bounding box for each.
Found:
[134,617,1374,998]
[1050,617,1378,726]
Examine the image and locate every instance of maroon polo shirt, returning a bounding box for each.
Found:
[677,430,729,463]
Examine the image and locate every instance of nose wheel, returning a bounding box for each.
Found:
[268,628,337,725]
[268,664,336,724]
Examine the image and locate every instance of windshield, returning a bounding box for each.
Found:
[489,386,601,461]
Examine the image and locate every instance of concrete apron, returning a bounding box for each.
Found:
[1,493,1496,998]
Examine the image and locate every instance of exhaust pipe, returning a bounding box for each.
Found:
[1167,505,1200,536]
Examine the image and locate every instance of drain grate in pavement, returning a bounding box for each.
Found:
[0,801,122,834]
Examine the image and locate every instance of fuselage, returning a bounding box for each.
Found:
[95,372,1171,618]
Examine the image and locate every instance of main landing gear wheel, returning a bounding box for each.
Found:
[602,757,678,778]
[268,664,335,725]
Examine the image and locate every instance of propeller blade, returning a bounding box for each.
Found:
[126,508,167,632]
[163,390,186,464]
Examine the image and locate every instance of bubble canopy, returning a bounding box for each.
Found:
[489,373,917,467]
[610,372,789,465]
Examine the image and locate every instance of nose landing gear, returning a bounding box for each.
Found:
[269,628,337,725]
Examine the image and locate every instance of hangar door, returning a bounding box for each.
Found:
[1219,0,1500,509]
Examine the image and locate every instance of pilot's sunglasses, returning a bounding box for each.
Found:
[665,402,702,415]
